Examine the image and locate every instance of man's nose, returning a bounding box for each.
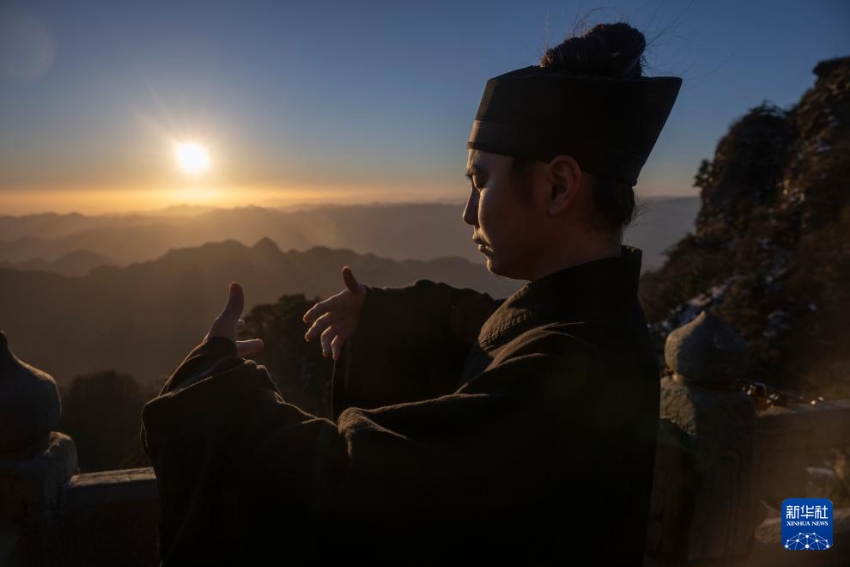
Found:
[462,188,478,227]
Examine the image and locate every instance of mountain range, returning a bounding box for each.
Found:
[0,238,525,389]
[0,197,699,275]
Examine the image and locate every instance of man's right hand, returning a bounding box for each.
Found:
[302,266,366,361]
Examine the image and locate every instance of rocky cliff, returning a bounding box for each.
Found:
[639,56,850,399]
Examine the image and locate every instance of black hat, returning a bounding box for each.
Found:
[467,66,682,186]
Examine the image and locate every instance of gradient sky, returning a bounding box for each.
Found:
[1,0,848,214]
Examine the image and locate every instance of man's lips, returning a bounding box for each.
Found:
[473,238,491,253]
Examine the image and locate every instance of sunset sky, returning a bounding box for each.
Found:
[1,0,848,215]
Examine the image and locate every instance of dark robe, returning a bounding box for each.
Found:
[141,245,660,565]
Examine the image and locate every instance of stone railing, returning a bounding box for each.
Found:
[0,330,160,567]
[59,467,158,567]
[645,312,850,567]
[2,315,849,566]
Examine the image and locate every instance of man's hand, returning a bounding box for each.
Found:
[204,282,265,358]
[303,266,366,361]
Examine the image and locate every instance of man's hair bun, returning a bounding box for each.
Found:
[539,22,646,79]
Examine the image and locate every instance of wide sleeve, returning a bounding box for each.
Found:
[141,330,602,565]
[331,279,503,419]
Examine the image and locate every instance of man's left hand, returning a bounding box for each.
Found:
[204,282,265,358]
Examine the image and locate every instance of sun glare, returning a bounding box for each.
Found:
[175,142,211,174]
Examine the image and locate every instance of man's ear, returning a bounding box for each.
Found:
[547,155,582,216]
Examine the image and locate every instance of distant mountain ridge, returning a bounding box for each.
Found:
[0,238,523,389]
[0,250,118,277]
[0,197,699,274]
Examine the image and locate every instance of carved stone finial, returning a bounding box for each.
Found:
[664,311,750,385]
[0,330,62,456]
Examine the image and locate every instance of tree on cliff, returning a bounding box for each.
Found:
[242,293,335,418]
[59,370,146,472]
[638,57,850,398]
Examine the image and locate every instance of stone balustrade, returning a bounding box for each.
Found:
[58,468,158,567]
[645,312,850,567]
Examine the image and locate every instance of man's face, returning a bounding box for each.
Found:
[462,149,541,280]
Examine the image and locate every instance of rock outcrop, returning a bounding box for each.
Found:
[639,56,850,398]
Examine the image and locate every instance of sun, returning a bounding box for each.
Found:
[175,142,211,174]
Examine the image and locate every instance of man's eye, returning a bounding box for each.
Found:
[465,172,484,191]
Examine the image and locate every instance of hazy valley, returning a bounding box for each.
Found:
[0,197,699,274]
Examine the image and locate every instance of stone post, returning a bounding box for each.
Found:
[0,330,78,566]
[650,311,757,565]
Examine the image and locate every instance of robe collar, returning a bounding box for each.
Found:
[478,245,643,348]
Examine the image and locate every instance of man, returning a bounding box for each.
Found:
[141,22,681,565]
